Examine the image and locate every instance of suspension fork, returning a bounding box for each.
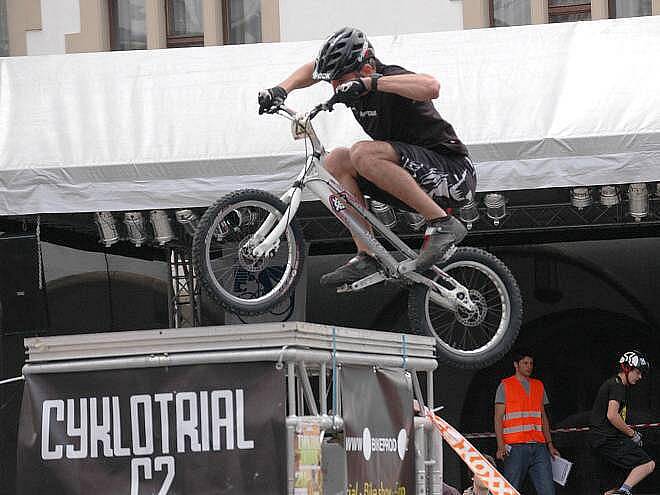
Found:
[249,162,309,257]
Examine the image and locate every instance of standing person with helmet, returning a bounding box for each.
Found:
[258,27,476,287]
[589,351,655,495]
[493,349,559,494]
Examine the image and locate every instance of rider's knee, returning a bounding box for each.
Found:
[325,147,352,176]
[646,460,656,474]
[349,141,376,176]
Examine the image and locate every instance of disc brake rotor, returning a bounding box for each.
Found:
[237,236,267,272]
[456,289,488,327]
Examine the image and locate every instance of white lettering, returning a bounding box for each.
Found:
[41,400,64,460]
[154,393,173,454]
[112,396,131,456]
[211,390,234,450]
[130,458,152,495]
[236,389,254,449]
[65,398,88,459]
[176,392,201,453]
[89,397,113,458]
[154,456,175,495]
[130,395,154,455]
[199,391,210,452]
[40,389,253,460]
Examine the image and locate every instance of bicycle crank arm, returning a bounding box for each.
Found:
[404,272,476,313]
[336,271,387,293]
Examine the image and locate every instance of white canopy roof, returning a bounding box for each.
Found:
[1,16,659,215]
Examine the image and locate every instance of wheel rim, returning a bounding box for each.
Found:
[203,200,297,307]
[424,260,511,357]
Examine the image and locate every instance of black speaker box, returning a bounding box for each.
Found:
[0,233,47,334]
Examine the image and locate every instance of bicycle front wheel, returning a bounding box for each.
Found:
[192,189,305,315]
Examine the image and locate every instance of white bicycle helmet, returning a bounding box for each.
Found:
[619,350,650,375]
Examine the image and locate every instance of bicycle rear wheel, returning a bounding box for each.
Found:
[408,247,522,369]
[192,189,305,315]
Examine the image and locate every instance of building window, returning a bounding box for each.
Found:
[109,0,147,51]
[548,0,591,23]
[490,0,531,27]
[0,0,9,56]
[223,0,261,44]
[609,0,651,18]
[166,0,203,48]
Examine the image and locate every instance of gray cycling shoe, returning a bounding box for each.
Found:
[320,252,380,288]
[415,216,467,272]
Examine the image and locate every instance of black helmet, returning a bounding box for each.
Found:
[619,350,650,375]
[312,27,374,81]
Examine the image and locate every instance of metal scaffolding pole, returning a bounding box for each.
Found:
[167,247,201,328]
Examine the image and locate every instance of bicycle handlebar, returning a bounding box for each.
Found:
[269,93,340,121]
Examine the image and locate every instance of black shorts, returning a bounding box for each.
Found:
[393,141,476,208]
[592,436,653,470]
[356,141,477,210]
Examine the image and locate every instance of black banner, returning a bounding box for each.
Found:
[342,366,414,495]
[17,362,286,495]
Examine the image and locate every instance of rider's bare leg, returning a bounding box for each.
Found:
[320,147,382,287]
[349,141,448,220]
[348,140,466,272]
[325,147,372,253]
[321,141,467,285]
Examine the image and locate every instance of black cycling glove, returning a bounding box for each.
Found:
[258,86,287,114]
[333,79,368,106]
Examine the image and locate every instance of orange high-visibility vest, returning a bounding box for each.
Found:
[501,376,546,444]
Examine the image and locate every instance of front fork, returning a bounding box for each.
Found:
[249,162,308,258]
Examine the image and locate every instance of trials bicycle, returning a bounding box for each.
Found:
[191,96,523,369]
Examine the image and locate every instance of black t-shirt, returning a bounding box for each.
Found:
[349,63,469,156]
[590,375,628,441]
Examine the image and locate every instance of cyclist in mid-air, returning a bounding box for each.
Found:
[258,27,476,288]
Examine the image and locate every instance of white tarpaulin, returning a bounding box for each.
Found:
[1,16,659,215]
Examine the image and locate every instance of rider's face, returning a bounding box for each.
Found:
[331,71,360,90]
[628,368,643,384]
[330,64,375,90]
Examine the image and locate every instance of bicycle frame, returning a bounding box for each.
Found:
[250,104,476,313]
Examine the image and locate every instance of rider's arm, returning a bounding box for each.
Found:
[278,61,319,94]
[362,73,440,101]
[606,399,636,437]
[494,402,507,459]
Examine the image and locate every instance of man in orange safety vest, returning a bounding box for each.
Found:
[494,349,560,494]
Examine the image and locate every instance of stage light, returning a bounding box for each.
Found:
[94,212,119,247]
[599,185,620,207]
[400,211,426,231]
[628,183,648,221]
[123,211,148,247]
[484,193,506,226]
[175,209,200,236]
[459,200,479,230]
[570,187,592,209]
[149,210,175,245]
[368,199,397,229]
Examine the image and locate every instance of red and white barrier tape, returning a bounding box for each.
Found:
[426,409,520,495]
[464,422,660,439]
